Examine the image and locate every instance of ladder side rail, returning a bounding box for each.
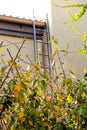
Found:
[33,11,38,62]
[46,14,52,76]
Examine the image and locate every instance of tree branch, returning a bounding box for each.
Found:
[0,38,26,88]
[7,48,21,79]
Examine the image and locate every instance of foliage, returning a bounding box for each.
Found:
[52,2,87,22]
[0,37,87,130]
[66,4,87,22]
[0,1,87,130]
[52,1,87,57]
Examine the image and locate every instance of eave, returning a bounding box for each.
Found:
[0,15,46,40]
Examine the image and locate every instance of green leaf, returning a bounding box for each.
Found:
[66,42,69,52]
[55,122,67,130]
[41,80,46,88]
[77,49,87,57]
[1,65,7,73]
[60,50,66,52]
[0,76,2,82]
[67,4,87,22]
[69,70,76,78]
[83,33,87,39]
[54,39,58,44]
[8,79,16,88]
[73,26,81,36]
[30,108,39,117]
[50,117,56,125]
[83,86,87,94]
[21,82,27,92]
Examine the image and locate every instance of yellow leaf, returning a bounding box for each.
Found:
[2,118,7,124]
[34,64,41,70]
[57,97,62,104]
[46,95,52,103]
[34,96,39,101]
[67,94,72,103]
[29,120,33,126]
[83,33,87,39]
[72,27,81,36]
[11,126,14,130]
[56,118,60,123]
[15,84,21,92]
[18,109,24,119]
[4,109,10,114]
[43,121,49,126]
[20,98,25,103]
[60,108,66,116]
[0,104,3,110]
[52,46,59,57]
[0,47,2,51]
[81,92,86,98]
[21,117,25,122]
[54,46,59,51]
[65,78,72,87]
[14,91,19,98]
[76,116,80,123]
[84,67,87,74]
[52,51,56,57]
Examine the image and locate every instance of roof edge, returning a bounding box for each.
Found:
[0,14,46,27]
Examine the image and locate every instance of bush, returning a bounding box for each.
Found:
[0,39,87,130]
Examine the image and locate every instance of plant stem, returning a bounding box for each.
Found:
[57,51,66,79]
[0,38,26,88]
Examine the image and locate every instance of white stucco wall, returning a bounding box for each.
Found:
[50,0,87,77]
[0,35,34,70]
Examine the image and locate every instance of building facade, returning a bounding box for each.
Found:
[0,0,87,77]
[0,15,46,70]
[49,0,87,77]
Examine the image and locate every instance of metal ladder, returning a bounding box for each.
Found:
[33,12,52,76]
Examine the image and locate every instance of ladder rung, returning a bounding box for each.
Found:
[36,40,48,44]
[36,28,47,32]
[38,53,49,56]
[41,66,50,69]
